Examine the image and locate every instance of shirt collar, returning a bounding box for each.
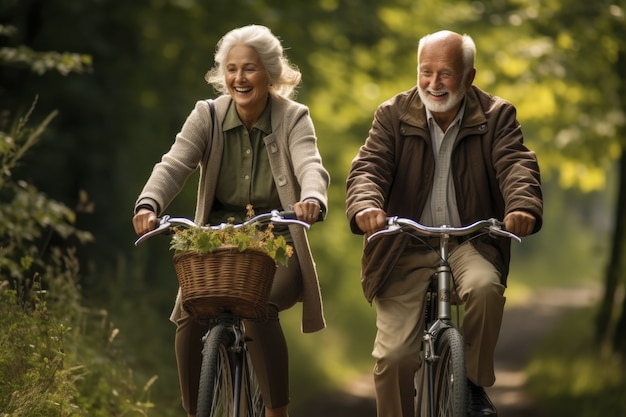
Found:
[223,96,272,134]
[425,98,466,131]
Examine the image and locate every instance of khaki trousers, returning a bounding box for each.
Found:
[372,242,505,417]
[174,253,302,414]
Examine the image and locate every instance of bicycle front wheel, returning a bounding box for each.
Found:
[196,323,265,417]
[197,323,235,417]
[432,327,467,417]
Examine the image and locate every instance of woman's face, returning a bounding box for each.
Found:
[224,45,270,113]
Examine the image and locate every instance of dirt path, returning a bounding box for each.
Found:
[292,285,600,417]
[487,285,599,417]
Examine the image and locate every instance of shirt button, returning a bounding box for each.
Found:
[244,175,250,180]
[245,149,251,154]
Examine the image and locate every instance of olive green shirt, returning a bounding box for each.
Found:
[209,99,281,224]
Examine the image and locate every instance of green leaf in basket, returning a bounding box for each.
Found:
[195,232,221,253]
[273,246,290,267]
[233,233,249,252]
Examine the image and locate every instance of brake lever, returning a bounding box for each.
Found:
[487,223,521,243]
[267,209,311,229]
[270,216,311,230]
[367,223,402,242]
[134,215,173,246]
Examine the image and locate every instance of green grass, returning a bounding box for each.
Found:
[525,307,626,417]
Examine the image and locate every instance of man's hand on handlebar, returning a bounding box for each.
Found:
[133,208,158,236]
[355,208,387,237]
[503,210,535,237]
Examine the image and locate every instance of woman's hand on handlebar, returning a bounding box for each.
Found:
[294,200,322,225]
[133,208,158,236]
[355,208,387,237]
[503,210,535,237]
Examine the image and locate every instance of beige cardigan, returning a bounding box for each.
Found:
[136,94,330,333]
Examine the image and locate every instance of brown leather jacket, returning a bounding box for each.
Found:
[346,85,543,302]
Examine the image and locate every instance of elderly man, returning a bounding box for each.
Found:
[346,30,543,417]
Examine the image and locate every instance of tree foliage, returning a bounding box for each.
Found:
[513,0,626,352]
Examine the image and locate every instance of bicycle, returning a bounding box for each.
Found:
[368,217,520,417]
[135,210,311,417]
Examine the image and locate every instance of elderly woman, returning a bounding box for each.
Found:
[132,25,330,417]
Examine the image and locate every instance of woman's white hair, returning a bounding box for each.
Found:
[205,25,301,99]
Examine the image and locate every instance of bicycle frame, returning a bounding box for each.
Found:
[424,236,460,417]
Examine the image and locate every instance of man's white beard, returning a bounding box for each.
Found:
[418,85,466,113]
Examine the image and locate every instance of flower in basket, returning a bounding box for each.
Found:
[168,205,293,266]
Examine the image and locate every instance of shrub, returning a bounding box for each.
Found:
[0,101,155,416]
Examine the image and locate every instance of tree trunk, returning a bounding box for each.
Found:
[610,45,626,354]
[611,148,626,354]
[596,150,626,342]
[613,265,626,353]
[597,42,626,351]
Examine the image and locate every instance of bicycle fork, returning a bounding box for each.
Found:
[424,256,455,417]
[424,319,452,417]
[230,326,245,417]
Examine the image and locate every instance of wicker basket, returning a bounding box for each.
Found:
[173,246,277,321]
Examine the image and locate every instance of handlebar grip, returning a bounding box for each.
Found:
[278,210,298,219]
[277,210,324,222]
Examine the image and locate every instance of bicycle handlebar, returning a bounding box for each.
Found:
[367,217,521,243]
[134,209,311,246]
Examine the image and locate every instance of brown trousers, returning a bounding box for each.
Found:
[372,242,506,417]
[174,253,302,414]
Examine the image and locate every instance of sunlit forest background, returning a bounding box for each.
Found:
[1,0,625,416]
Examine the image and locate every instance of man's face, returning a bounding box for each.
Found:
[417,40,471,114]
